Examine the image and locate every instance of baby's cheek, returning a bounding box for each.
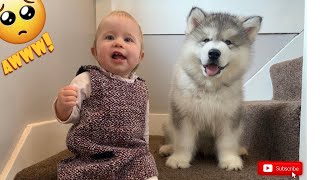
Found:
[98,51,109,61]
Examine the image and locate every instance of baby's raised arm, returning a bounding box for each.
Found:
[55,85,78,121]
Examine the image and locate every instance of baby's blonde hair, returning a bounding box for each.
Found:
[93,11,144,51]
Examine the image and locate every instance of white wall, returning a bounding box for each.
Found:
[244,33,304,101]
[111,0,304,34]
[0,0,95,173]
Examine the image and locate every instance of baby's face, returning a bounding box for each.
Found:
[92,15,143,78]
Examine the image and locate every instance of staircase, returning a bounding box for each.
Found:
[14,57,303,180]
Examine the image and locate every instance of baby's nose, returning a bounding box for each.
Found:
[113,39,124,48]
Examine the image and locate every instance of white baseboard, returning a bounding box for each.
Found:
[0,120,71,180]
[0,114,168,180]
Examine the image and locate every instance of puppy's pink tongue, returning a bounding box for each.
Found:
[205,64,219,76]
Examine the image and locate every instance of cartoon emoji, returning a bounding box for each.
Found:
[0,0,46,44]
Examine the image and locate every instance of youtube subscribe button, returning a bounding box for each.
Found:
[258,161,303,176]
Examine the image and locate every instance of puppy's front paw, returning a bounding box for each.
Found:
[159,144,173,157]
[218,154,243,171]
[238,146,249,156]
[165,155,191,169]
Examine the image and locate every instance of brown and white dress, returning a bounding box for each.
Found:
[55,65,158,180]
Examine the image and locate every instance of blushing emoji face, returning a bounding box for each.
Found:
[0,0,46,44]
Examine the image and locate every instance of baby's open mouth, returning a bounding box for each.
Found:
[203,63,228,76]
[112,51,126,60]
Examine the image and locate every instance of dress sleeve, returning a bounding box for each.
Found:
[53,72,91,124]
[144,100,150,144]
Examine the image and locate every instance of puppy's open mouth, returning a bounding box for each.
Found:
[203,63,228,76]
[111,51,126,61]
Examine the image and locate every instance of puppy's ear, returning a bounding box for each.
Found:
[186,7,206,34]
[241,16,262,42]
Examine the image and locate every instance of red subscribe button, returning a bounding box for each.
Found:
[258,161,303,177]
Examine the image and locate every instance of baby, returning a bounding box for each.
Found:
[54,11,158,180]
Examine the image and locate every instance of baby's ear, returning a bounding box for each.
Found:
[91,47,97,57]
[185,7,207,35]
[241,16,263,42]
[139,51,145,61]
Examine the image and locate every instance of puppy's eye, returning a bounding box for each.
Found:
[224,40,232,45]
[202,38,210,43]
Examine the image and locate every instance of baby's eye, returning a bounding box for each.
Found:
[124,37,134,43]
[105,35,114,40]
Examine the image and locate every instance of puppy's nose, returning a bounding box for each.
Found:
[208,49,221,61]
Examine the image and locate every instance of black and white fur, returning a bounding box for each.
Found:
[159,7,262,171]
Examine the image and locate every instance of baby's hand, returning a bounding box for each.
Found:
[55,86,78,120]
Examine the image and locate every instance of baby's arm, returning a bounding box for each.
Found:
[144,101,150,144]
[55,86,78,121]
[54,72,91,123]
